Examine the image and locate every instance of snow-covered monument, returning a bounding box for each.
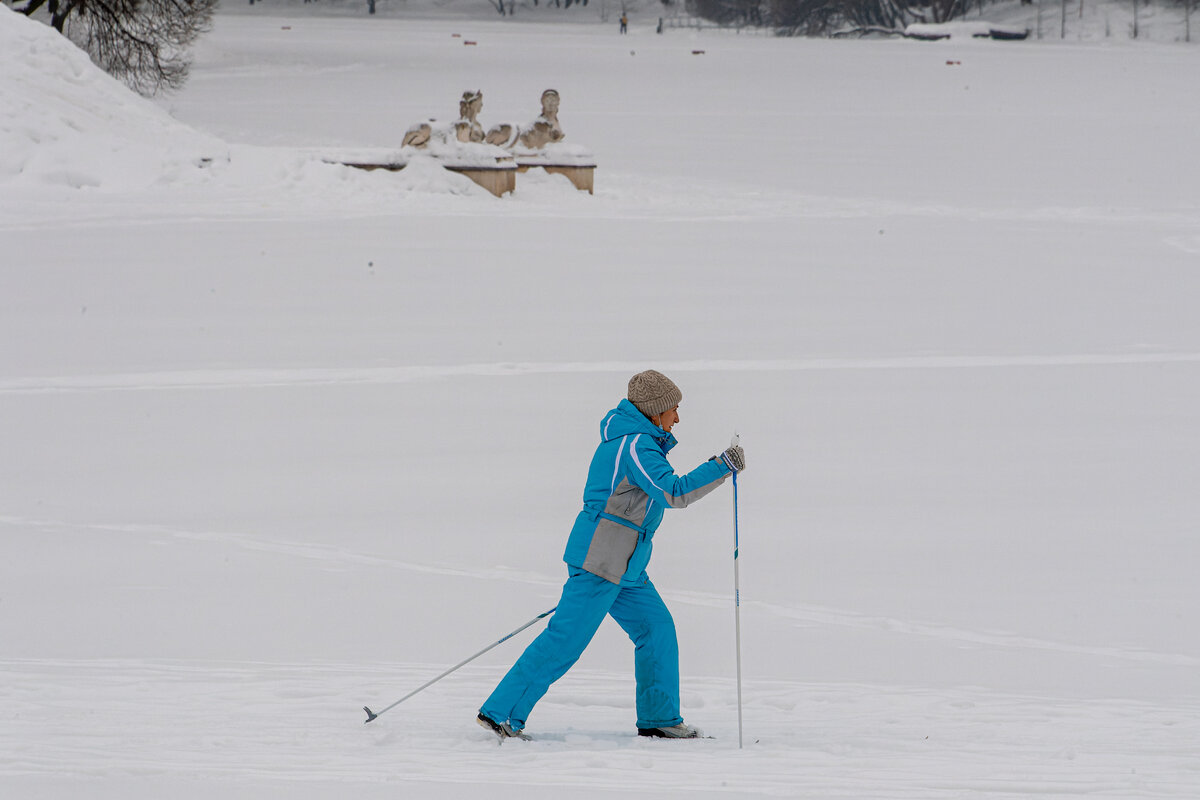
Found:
[377,89,596,197]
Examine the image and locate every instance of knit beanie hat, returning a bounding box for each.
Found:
[627,370,683,418]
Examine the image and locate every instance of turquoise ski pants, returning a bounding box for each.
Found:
[480,568,681,731]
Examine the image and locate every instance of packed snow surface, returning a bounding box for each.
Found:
[2,4,1200,798]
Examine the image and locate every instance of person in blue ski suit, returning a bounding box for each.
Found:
[478,370,745,739]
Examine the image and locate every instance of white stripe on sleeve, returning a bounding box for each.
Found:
[610,435,627,493]
[629,434,667,494]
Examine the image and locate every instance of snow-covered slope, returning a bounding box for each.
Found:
[0,6,504,201]
[0,6,226,190]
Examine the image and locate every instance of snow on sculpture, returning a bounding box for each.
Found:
[401,90,487,149]
[517,89,564,150]
[484,121,518,149]
[508,89,595,194]
[392,88,593,195]
[402,121,432,148]
[454,90,485,143]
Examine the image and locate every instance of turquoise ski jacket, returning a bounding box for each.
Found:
[563,399,731,586]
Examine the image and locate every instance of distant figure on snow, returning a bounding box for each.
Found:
[476,371,746,740]
[620,13,628,33]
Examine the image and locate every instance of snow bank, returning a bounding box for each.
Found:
[421,138,514,168]
[0,7,495,200]
[202,143,494,201]
[0,5,226,191]
[514,142,597,166]
[905,20,1031,40]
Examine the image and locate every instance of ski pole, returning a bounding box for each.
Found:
[363,607,556,724]
[731,432,744,749]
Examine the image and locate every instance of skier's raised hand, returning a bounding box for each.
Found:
[717,444,745,472]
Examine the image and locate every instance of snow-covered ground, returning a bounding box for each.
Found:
[2,4,1200,798]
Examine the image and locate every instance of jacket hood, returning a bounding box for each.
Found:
[600,399,678,452]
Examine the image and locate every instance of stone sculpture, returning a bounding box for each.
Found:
[517,89,564,150]
[454,90,485,143]
[402,122,432,148]
[403,89,566,152]
[390,88,590,195]
[485,122,518,149]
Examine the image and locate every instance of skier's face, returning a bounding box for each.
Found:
[652,406,680,433]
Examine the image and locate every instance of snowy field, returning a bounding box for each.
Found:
[3,5,1200,798]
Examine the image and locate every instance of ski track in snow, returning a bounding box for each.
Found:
[1165,234,1200,255]
[1,657,1197,798]
[3,514,1195,671]
[2,352,1199,395]
[3,172,1200,232]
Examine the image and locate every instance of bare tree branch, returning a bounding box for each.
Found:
[14,0,51,16]
[20,0,215,95]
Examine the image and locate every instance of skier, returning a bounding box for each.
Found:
[477,370,746,740]
[620,13,628,33]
